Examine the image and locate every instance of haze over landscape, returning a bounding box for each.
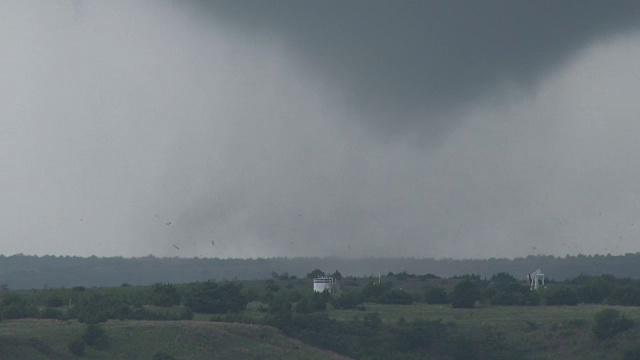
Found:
[3,1,640,259]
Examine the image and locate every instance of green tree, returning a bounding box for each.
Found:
[544,287,578,306]
[490,272,519,290]
[0,293,35,319]
[185,281,247,314]
[150,283,181,307]
[83,324,109,349]
[332,291,364,309]
[306,269,325,279]
[450,280,480,308]
[424,288,448,304]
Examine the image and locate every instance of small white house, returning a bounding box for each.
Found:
[313,276,336,293]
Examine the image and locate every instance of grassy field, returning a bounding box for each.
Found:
[2,303,640,360]
[330,302,640,326]
[0,319,350,360]
[329,303,640,360]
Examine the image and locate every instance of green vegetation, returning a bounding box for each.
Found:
[592,308,633,340]
[3,270,640,359]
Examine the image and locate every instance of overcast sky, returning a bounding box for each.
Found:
[2,1,640,259]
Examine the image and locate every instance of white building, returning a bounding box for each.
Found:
[313,276,336,293]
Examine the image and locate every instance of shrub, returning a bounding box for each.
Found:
[608,287,640,306]
[39,307,66,320]
[378,289,413,305]
[0,293,36,319]
[295,292,331,314]
[545,287,578,306]
[45,295,64,307]
[184,281,247,314]
[592,308,633,340]
[83,324,109,349]
[150,283,181,307]
[491,284,539,306]
[424,288,448,304]
[68,337,86,356]
[332,291,364,309]
[490,272,519,290]
[450,280,480,308]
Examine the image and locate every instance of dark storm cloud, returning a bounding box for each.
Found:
[197,0,640,136]
[3,1,640,260]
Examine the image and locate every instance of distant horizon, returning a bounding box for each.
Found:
[1,251,636,261]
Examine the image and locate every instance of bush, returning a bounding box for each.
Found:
[490,284,539,306]
[296,292,331,314]
[0,293,36,319]
[68,337,86,356]
[150,283,181,307]
[544,287,578,306]
[332,291,364,309]
[490,272,519,290]
[184,281,247,314]
[608,287,640,306]
[450,280,480,308]
[424,288,448,304]
[377,289,413,305]
[39,307,66,320]
[45,295,64,307]
[83,324,109,349]
[592,308,633,340]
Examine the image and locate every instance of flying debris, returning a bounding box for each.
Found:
[211,240,215,246]
[166,222,171,226]
[173,244,180,250]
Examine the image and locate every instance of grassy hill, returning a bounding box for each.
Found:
[0,319,351,360]
[327,303,640,360]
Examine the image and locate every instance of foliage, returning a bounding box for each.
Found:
[623,345,640,360]
[72,293,118,324]
[490,284,539,306]
[450,280,480,308]
[68,336,86,356]
[592,308,633,340]
[152,352,177,360]
[452,274,488,288]
[329,270,343,280]
[295,292,330,314]
[490,272,520,290]
[377,289,413,305]
[608,286,640,306]
[331,291,364,309]
[149,283,181,307]
[38,307,67,320]
[45,295,64,307]
[268,312,507,360]
[424,288,448,304]
[0,293,37,319]
[544,287,578,306]
[267,297,292,321]
[83,324,109,349]
[71,291,191,323]
[306,269,325,279]
[184,281,247,314]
